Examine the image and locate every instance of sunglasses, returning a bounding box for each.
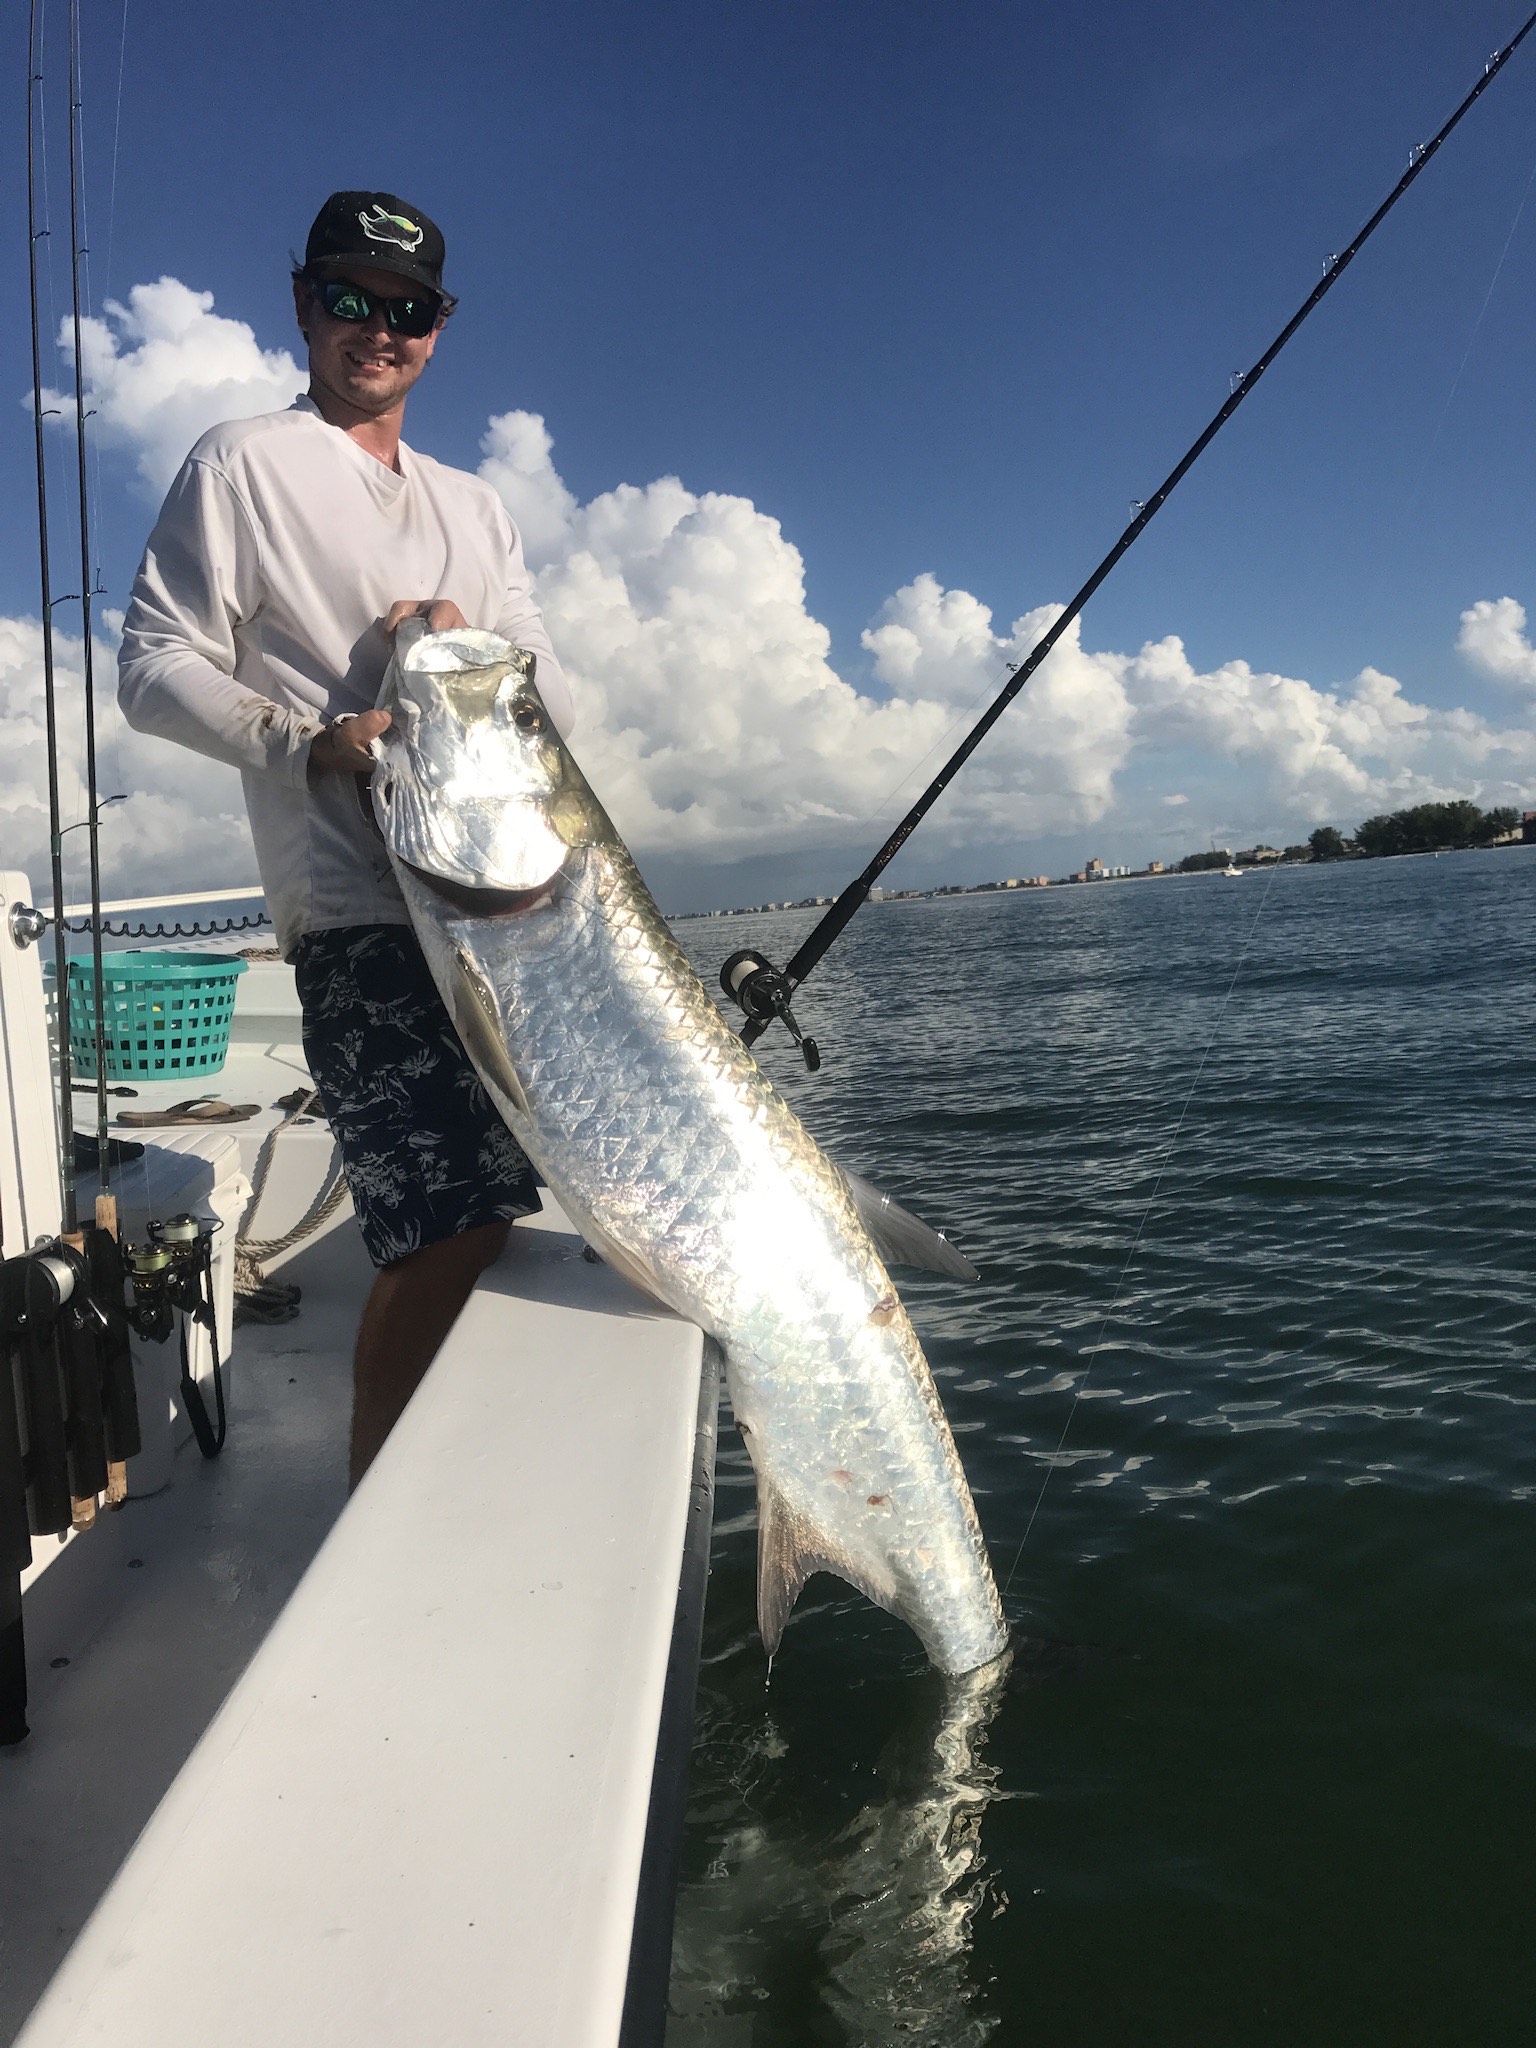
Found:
[307,275,447,339]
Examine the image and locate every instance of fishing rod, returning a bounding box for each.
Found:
[65,0,114,1219]
[26,0,79,1235]
[722,11,1536,1064]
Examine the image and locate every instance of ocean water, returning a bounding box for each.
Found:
[665,849,1535,2047]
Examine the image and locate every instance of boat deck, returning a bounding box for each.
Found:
[1,1220,362,2038]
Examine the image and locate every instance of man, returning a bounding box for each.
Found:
[118,191,573,1484]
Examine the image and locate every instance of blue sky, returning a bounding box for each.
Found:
[2,0,1534,906]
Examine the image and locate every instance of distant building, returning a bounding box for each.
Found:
[1069,871,1086,883]
[1147,860,1164,875]
[1084,856,1105,879]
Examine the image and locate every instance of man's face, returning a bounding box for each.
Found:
[293,262,443,420]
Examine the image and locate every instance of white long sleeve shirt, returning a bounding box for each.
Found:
[117,395,573,956]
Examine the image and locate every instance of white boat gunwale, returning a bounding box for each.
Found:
[3,879,722,2048]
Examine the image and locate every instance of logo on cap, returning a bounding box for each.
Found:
[357,204,424,253]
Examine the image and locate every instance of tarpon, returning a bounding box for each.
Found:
[371,627,1010,1677]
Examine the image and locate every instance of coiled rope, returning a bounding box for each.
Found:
[234,1086,351,1323]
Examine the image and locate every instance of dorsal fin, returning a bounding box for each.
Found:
[841,1167,979,1281]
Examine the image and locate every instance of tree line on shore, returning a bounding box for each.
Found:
[1172,799,1519,873]
[1307,800,1519,861]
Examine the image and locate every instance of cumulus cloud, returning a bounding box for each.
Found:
[13,278,1535,902]
[1457,597,1536,692]
[475,409,1536,859]
[0,615,253,900]
[38,278,304,495]
[478,412,579,568]
[475,435,950,852]
[1114,642,1534,818]
[474,421,1143,858]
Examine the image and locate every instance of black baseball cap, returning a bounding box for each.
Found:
[302,190,452,301]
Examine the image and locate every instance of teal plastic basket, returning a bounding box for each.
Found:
[66,952,248,1080]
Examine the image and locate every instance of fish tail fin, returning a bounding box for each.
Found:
[755,1473,898,1658]
[756,1474,812,1657]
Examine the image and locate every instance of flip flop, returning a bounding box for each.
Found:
[116,1098,260,1127]
[275,1086,326,1118]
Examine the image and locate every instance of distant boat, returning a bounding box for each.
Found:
[1223,863,1243,878]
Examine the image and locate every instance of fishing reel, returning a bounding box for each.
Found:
[1,1244,82,1335]
[720,951,820,1070]
[125,1214,218,1345]
[124,1215,226,1459]
[3,1242,112,1363]
[2,1233,139,1538]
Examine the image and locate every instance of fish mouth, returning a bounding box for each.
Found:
[403,862,557,919]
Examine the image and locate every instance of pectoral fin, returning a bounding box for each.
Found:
[448,948,529,1115]
[841,1167,979,1281]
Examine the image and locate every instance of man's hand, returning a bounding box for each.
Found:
[309,708,392,776]
[310,602,469,777]
[383,598,470,637]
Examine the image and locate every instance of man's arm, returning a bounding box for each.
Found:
[492,514,575,737]
[117,458,323,787]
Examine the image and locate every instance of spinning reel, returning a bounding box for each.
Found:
[125,1214,227,1459]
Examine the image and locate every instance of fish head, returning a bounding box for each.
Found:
[372,626,610,901]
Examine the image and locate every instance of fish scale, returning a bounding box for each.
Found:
[375,630,1010,1676]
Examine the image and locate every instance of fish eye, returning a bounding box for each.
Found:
[513,701,546,735]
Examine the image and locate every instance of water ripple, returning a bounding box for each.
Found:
[668,849,1536,2044]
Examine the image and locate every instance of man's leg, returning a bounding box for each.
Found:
[292,926,541,1487]
[350,1218,510,1488]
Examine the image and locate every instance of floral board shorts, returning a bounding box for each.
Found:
[292,925,540,1268]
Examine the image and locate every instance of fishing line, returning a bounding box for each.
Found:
[999,859,1284,1599]
[72,0,132,842]
[1402,144,1536,521]
[102,0,129,300]
[33,0,92,851]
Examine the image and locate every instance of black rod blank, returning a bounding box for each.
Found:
[760,13,1536,1023]
[26,0,79,1231]
[66,0,112,1189]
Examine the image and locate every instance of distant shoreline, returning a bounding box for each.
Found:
[671,838,1531,921]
